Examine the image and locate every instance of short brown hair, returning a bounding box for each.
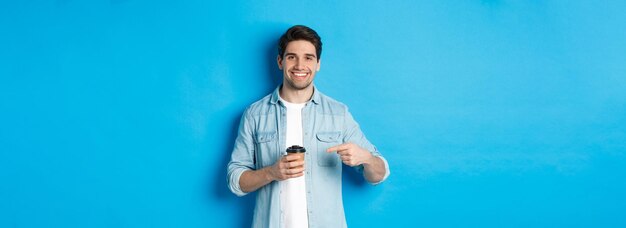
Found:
[278,25,322,61]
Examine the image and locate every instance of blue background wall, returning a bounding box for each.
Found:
[1,0,625,227]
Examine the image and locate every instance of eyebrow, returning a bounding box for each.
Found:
[285,52,317,58]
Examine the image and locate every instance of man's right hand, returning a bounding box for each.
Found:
[267,153,305,181]
[239,153,305,193]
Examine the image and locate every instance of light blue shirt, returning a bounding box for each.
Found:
[227,85,390,228]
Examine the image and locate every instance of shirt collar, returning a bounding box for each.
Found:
[270,84,321,105]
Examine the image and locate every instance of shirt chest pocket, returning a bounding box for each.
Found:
[254,131,277,167]
[316,132,341,167]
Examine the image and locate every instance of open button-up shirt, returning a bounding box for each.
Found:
[227,85,390,228]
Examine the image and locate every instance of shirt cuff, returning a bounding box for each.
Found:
[228,167,250,197]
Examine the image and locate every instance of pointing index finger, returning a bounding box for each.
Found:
[326,144,347,153]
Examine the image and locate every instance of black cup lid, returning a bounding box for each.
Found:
[286,145,306,153]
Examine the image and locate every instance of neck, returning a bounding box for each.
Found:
[279,84,314,104]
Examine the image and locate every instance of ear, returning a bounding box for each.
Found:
[277,55,283,70]
[316,59,321,71]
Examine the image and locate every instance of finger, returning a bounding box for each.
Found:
[343,160,357,167]
[327,144,349,153]
[293,166,305,172]
[283,154,302,161]
[336,149,352,156]
[286,168,294,175]
[284,161,303,169]
[288,172,304,178]
[289,167,305,175]
[289,160,305,168]
[281,161,296,170]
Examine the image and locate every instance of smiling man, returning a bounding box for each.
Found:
[227,25,390,228]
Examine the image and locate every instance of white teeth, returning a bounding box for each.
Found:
[294,73,307,76]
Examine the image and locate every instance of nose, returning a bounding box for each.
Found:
[294,58,304,70]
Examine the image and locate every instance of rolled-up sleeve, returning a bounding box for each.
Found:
[343,108,390,185]
[227,109,256,197]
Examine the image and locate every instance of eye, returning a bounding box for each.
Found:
[287,55,295,60]
[306,56,314,61]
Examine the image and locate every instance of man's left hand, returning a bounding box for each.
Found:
[326,143,374,167]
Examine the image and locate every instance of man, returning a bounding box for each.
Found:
[227,25,390,228]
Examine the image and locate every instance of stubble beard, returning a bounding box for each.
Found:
[287,79,312,91]
[284,74,313,91]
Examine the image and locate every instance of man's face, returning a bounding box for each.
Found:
[278,40,320,91]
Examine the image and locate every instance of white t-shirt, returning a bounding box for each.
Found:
[280,98,309,228]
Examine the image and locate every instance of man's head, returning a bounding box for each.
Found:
[278,25,322,61]
[277,25,322,91]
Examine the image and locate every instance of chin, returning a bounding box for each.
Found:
[289,81,312,90]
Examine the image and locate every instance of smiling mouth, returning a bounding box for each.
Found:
[291,72,309,78]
